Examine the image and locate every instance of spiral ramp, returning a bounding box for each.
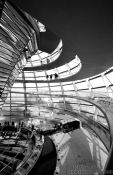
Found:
[0,0,113,175]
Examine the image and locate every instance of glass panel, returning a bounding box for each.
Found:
[24,72,34,77]
[37,83,48,87]
[51,91,62,95]
[65,97,76,103]
[26,87,37,93]
[25,62,32,67]
[25,77,35,80]
[39,52,49,58]
[49,83,61,86]
[38,87,49,92]
[70,66,80,74]
[26,83,36,88]
[80,104,94,113]
[50,50,61,61]
[75,81,88,90]
[61,82,73,85]
[63,91,75,96]
[13,83,23,88]
[58,64,67,73]
[31,54,40,61]
[11,87,24,92]
[68,59,76,68]
[60,71,69,78]
[106,71,113,84]
[36,77,46,80]
[50,86,61,91]
[90,76,105,88]
[102,75,111,86]
[63,84,74,91]
[35,71,46,77]
[47,69,56,75]
[32,61,40,66]
[92,87,107,93]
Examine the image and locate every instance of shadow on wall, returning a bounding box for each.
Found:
[82,127,108,172]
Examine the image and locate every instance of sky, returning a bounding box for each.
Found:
[10,0,113,80]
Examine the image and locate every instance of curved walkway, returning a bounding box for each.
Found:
[53,128,108,175]
[29,136,57,175]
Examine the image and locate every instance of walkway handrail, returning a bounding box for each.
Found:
[14,128,44,175]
